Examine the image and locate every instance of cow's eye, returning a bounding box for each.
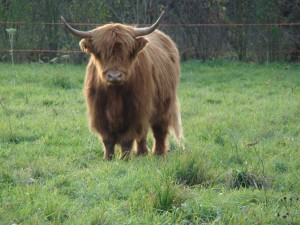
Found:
[96,52,101,58]
[130,50,137,59]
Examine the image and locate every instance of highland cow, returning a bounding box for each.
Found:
[61,12,182,160]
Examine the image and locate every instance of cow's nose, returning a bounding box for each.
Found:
[106,70,123,82]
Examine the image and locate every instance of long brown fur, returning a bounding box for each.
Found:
[80,23,182,159]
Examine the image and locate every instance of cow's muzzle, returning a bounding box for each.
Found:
[105,70,124,84]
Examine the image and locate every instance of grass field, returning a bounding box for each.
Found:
[0,61,299,224]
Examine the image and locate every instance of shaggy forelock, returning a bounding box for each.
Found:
[92,24,136,59]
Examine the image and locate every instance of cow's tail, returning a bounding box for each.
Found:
[170,98,184,145]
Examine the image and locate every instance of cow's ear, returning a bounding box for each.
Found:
[79,38,93,54]
[134,37,148,54]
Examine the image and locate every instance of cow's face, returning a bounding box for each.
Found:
[79,25,148,85]
[61,12,164,85]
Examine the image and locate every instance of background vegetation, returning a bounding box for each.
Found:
[0,0,300,63]
[0,62,299,224]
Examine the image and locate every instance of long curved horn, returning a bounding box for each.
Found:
[61,16,92,38]
[134,11,165,37]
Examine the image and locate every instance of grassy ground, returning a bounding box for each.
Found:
[0,61,299,224]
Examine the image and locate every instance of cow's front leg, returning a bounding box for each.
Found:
[103,139,115,160]
[120,140,134,160]
[136,137,149,156]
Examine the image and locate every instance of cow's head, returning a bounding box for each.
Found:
[62,12,164,85]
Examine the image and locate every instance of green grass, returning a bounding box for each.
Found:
[0,61,299,224]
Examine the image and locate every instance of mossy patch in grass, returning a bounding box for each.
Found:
[174,200,222,224]
[229,169,269,189]
[274,162,289,173]
[50,75,74,89]
[9,135,40,144]
[168,152,212,187]
[0,172,16,187]
[148,181,186,213]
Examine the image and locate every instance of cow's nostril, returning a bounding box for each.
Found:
[106,70,123,82]
[107,74,113,79]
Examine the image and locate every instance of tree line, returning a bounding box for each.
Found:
[1,0,299,63]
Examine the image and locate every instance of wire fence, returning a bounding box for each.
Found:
[1,21,300,63]
[2,21,300,26]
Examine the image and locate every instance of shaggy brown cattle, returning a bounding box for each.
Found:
[62,12,182,160]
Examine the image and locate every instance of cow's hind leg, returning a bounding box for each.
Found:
[120,140,134,160]
[152,122,168,155]
[103,139,115,160]
[136,137,149,156]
